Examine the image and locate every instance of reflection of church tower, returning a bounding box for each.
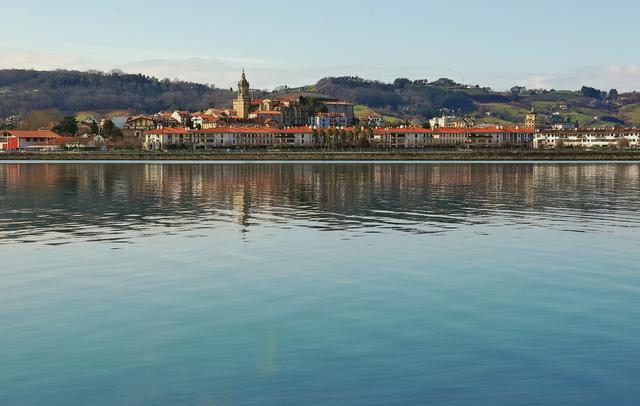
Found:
[233,187,252,230]
[233,70,251,119]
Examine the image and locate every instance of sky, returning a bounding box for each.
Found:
[1,0,639,91]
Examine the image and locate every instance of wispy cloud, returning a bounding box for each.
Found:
[1,48,639,92]
[519,66,640,91]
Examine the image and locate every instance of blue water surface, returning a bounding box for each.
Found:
[0,162,639,405]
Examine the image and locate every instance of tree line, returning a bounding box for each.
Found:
[0,69,238,117]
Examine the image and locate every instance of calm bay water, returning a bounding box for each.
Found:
[1,162,639,405]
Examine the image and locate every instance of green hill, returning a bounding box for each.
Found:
[1,69,640,128]
[0,69,239,117]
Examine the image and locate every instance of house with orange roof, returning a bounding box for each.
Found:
[143,126,318,150]
[170,110,193,127]
[371,126,535,148]
[191,113,221,130]
[249,110,284,124]
[372,127,434,148]
[0,130,61,151]
[464,126,534,147]
[275,127,315,147]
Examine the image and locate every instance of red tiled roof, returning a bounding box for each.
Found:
[278,126,313,134]
[373,126,535,135]
[468,126,535,134]
[196,127,277,134]
[193,114,218,121]
[5,130,60,139]
[254,110,283,115]
[373,127,432,134]
[144,127,191,135]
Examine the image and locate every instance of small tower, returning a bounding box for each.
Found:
[525,107,537,128]
[233,70,251,119]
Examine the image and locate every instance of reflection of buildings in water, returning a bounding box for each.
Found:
[1,163,640,243]
[233,188,252,229]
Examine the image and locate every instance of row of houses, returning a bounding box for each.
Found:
[533,128,640,148]
[373,126,535,148]
[142,125,538,150]
[142,125,640,150]
[144,127,315,150]
[3,127,639,152]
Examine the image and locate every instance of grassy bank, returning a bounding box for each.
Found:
[2,150,640,161]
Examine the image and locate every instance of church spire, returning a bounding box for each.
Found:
[238,70,250,99]
[234,70,251,119]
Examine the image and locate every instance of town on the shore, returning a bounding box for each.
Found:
[1,71,639,152]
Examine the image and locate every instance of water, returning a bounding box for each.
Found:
[1,162,639,405]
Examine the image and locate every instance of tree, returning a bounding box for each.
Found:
[101,119,124,139]
[393,78,412,89]
[53,116,78,136]
[89,121,100,135]
[19,109,64,130]
[431,78,458,87]
[608,89,619,100]
[618,138,630,148]
[580,86,605,99]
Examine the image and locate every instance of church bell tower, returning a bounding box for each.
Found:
[233,70,251,119]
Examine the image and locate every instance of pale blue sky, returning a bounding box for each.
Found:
[1,0,639,90]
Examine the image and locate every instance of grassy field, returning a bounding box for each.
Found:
[475,103,530,123]
[529,101,560,112]
[473,116,514,126]
[382,115,402,124]
[354,104,375,118]
[620,104,640,125]
[75,111,100,121]
[354,104,401,124]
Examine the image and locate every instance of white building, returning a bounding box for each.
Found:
[311,113,348,129]
[372,127,434,148]
[0,130,61,150]
[533,128,640,149]
[365,114,384,127]
[552,123,576,130]
[171,111,193,127]
[144,126,316,150]
[429,115,457,128]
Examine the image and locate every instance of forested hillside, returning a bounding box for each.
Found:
[0,69,237,117]
[2,69,640,128]
[312,77,640,127]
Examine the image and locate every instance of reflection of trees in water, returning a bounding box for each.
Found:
[1,163,639,243]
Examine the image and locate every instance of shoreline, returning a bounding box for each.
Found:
[2,151,640,161]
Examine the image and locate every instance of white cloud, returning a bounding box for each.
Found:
[0,48,100,71]
[517,66,640,92]
[1,48,639,92]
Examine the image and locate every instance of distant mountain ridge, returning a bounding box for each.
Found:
[1,69,640,127]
